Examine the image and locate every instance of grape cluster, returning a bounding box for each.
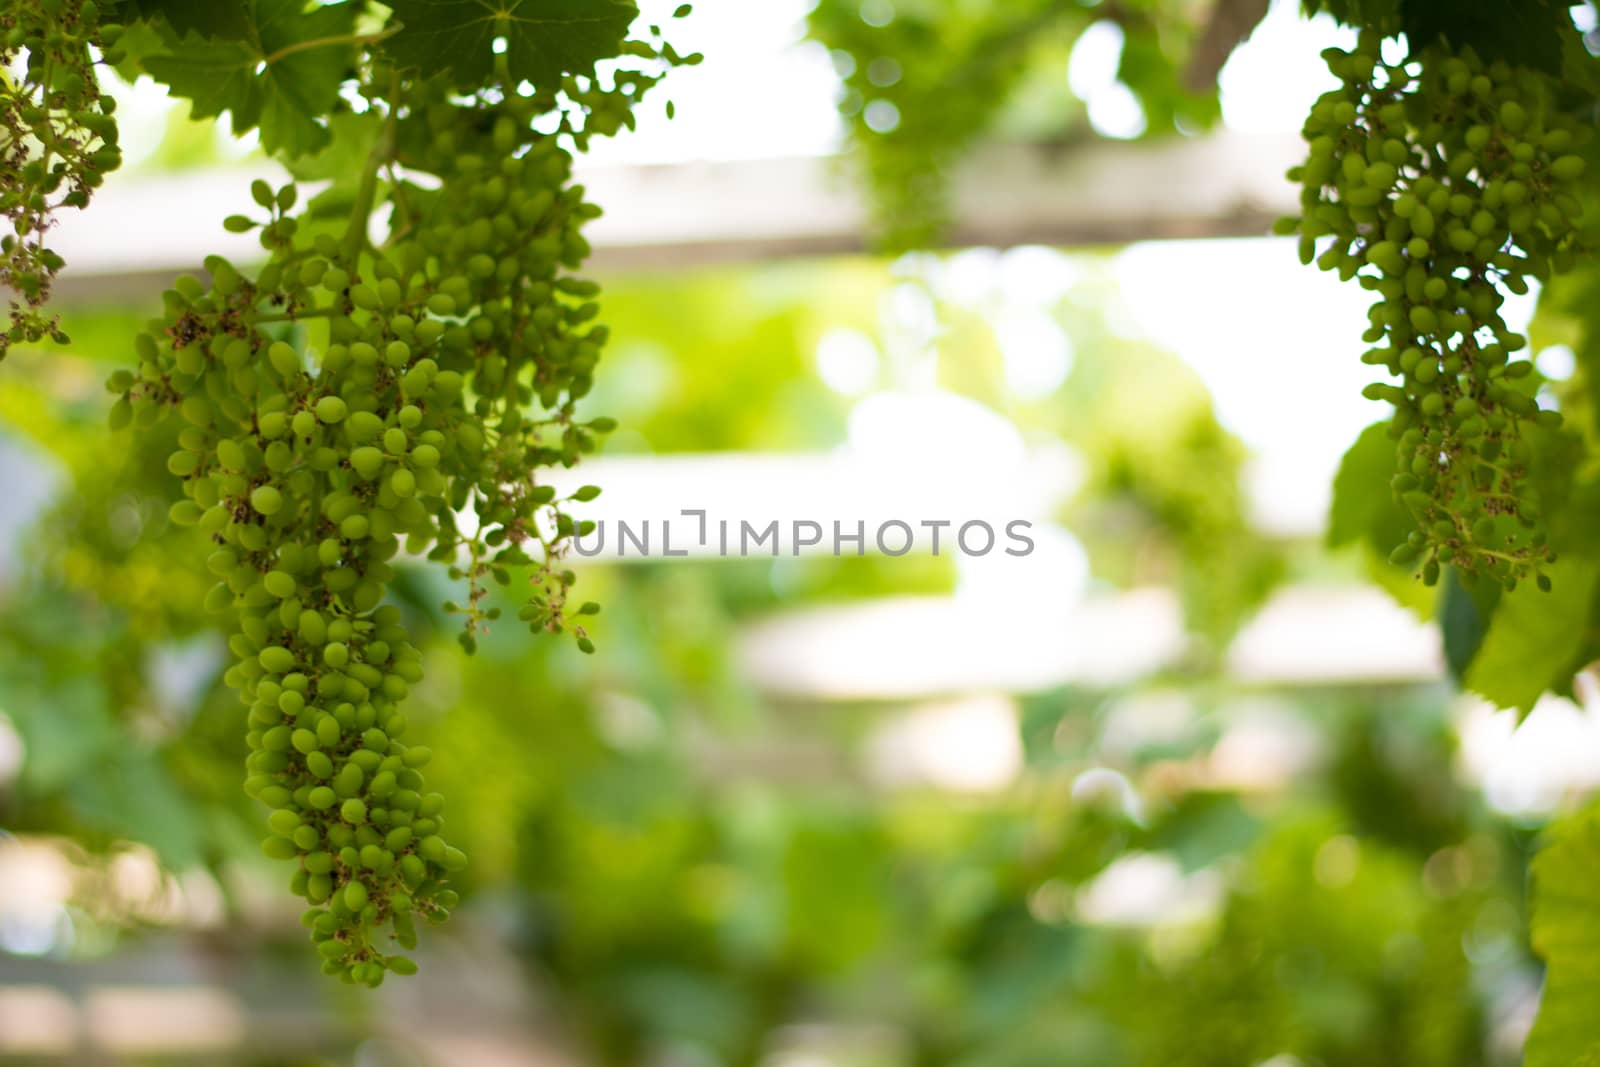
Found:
[1283,32,1589,590]
[110,92,616,981]
[0,0,123,357]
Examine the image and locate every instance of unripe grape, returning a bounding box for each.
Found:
[344,411,379,441]
[259,646,296,674]
[351,447,384,479]
[259,783,293,806]
[264,570,297,598]
[400,854,426,883]
[1552,155,1586,181]
[249,485,283,515]
[103,77,640,981]
[336,763,365,796]
[1287,42,1571,587]
[263,837,299,860]
[268,341,299,377]
[267,809,301,836]
[316,715,342,747]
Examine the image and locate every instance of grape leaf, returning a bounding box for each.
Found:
[1438,567,1497,682]
[1464,557,1599,715]
[0,666,204,869]
[1302,0,1566,74]
[68,748,206,870]
[142,0,359,159]
[1327,421,1406,550]
[382,0,638,90]
[1526,802,1600,1067]
[130,0,254,42]
[1326,421,1433,616]
[1298,0,1402,33]
[1400,0,1564,75]
[284,111,382,183]
[1537,268,1600,439]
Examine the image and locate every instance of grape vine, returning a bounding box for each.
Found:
[1284,31,1590,591]
[3,0,696,983]
[0,0,122,357]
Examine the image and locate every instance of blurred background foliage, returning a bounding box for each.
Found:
[806,0,1223,250]
[0,248,1555,1067]
[7,0,1600,1064]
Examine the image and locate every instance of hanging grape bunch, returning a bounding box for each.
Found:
[0,0,122,357]
[79,0,694,985]
[105,61,682,980]
[1283,31,1590,590]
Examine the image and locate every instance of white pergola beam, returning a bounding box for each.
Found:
[39,132,1303,301]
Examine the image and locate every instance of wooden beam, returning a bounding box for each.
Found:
[37,132,1304,302]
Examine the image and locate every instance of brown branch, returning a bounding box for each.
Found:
[1183,0,1271,93]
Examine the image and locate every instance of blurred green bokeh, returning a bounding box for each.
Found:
[0,254,1537,1067]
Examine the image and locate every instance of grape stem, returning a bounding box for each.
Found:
[261,28,398,68]
[256,307,338,324]
[341,74,400,263]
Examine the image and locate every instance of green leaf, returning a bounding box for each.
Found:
[69,749,206,869]
[1535,267,1600,442]
[781,820,886,972]
[1439,567,1497,682]
[1400,0,1564,75]
[284,111,381,183]
[382,0,638,90]
[0,661,203,869]
[133,0,254,41]
[1299,0,1403,33]
[1327,422,1405,550]
[1464,556,1599,715]
[142,0,359,159]
[0,676,115,791]
[1300,1,1566,73]
[1327,421,1434,617]
[145,41,263,138]
[1526,802,1600,1067]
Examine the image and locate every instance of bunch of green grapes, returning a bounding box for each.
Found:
[0,0,123,357]
[110,90,615,982]
[395,95,613,645]
[1284,32,1590,590]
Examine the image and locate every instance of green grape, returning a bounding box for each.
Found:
[92,6,693,982]
[0,0,121,358]
[314,395,348,423]
[107,169,604,981]
[1284,33,1588,591]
